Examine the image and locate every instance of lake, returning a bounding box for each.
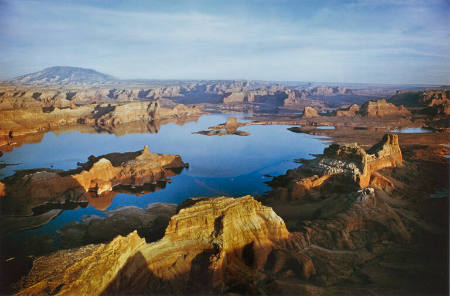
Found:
[390,127,432,133]
[0,113,328,242]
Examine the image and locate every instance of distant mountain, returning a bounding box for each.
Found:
[7,66,117,85]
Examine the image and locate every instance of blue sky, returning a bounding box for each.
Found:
[0,0,449,84]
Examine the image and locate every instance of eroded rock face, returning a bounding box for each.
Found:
[78,101,201,129]
[421,89,450,115]
[15,190,415,295]
[360,99,410,117]
[282,89,302,106]
[308,86,352,96]
[223,89,288,106]
[269,134,402,200]
[302,106,319,118]
[15,196,294,295]
[318,134,402,188]
[81,101,160,128]
[0,146,186,216]
[59,203,177,248]
[336,104,360,116]
[316,134,402,188]
[0,100,202,150]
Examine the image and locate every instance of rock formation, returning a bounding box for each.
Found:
[222,90,288,106]
[15,196,296,295]
[359,99,410,117]
[194,117,250,136]
[0,97,202,150]
[268,134,402,200]
[59,203,177,248]
[0,146,187,216]
[223,91,247,104]
[14,189,415,295]
[80,101,161,127]
[336,104,360,116]
[282,89,301,106]
[421,89,450,115]
[75,102,201,129]
[308,86,352,96]
[302,106,319,118]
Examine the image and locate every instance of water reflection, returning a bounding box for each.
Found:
[390,127,432,133]
[0,113,328,241]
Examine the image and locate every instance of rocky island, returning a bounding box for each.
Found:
[194,117,250,136]
[0,146,187,235]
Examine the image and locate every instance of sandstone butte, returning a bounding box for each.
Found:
[359,99,410,117]
[302,106,319,118]
[334,99,410,118]
[0,146,187,216]
[15,191,411,295]
[269,134,402,200]
[335,104,360,117]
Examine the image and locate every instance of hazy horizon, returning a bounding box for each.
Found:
[1,0,449,84]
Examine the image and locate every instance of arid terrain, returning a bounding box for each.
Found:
[0,67,448,295]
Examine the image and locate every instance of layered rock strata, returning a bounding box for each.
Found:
[14,190,415,295]
[269,134,402,200]
[0,100,202,149]
[421,89,450,115]
[360,99,410,117]
[335,104,360,116]
[15,196,295,295]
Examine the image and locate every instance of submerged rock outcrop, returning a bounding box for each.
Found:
[0,146,187,216]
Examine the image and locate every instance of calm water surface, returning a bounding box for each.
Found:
[390,127,432,133]
[1,113,328,238]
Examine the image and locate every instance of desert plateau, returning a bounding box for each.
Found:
[0,1,449,295]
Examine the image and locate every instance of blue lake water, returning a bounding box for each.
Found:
[390,127,432,133]
[316,126,335,130]
[1,113,328,238]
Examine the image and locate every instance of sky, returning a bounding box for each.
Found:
[0,0,449,84]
